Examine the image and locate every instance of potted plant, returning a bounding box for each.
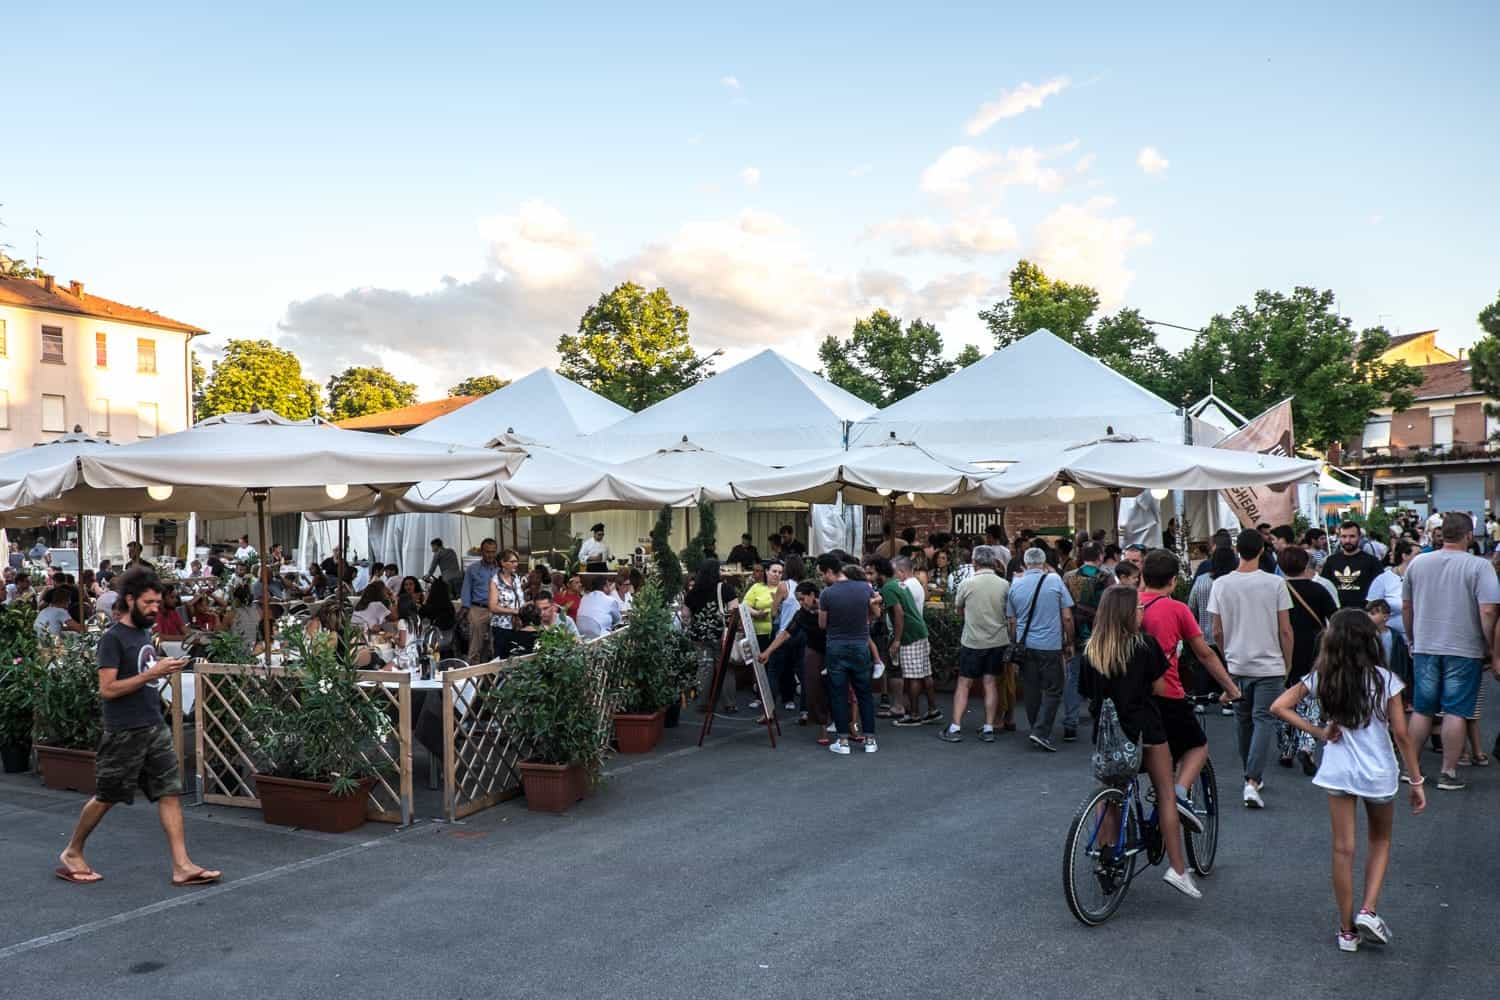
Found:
[241,623,390,832]
[203,628,255,665]
[33,634,104,793]
[608,581,690,752]
[490,627,609,812]
[0,602,41,772]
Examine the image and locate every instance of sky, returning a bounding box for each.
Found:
[4,1,1498,399]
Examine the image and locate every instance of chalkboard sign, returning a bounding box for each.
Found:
[738,602,776,727]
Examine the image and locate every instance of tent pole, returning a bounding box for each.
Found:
[77,512,86,623]
[253,489,273,663]
[510,508,519,559]
[888,496,897,558]
[1109,488,1122,548]
[337,517,348,635]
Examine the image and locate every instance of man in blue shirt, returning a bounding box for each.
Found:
[1006,547,1075,752]
[817,554,879,756]
[460,538,499,662]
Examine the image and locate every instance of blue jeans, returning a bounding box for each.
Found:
[826,640,876,737]
[1063,653,1085,729]
[1412,654,1483,717]
[1233,675,1281,784]
[768,632,804,707]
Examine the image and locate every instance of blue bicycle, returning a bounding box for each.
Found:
[1062,758,1219,926]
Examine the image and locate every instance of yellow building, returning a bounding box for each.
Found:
[1378,330,1456,367]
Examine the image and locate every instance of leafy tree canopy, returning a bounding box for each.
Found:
[557,282,714,411]
[1173,287,1422,449]
[327,366,419,421]
[818,309,956,407]
[198,339,324,421]
[1463,290,1500,419]
[953,344,985,369]
[447,375,510,397]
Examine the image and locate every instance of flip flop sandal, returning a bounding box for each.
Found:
[54,866,102,885]
[816,736,832,746]
[172,869,222,887]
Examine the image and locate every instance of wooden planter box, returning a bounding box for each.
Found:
[612,708,666,754]
[517,761,587,813]
[252,773,376,833]
[36,745,96,794]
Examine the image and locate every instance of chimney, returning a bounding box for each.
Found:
[69,280,85,298]
[42,274,55,292]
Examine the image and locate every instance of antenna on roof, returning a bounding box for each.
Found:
[33,229,44,271]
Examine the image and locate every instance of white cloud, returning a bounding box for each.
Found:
[1136,146,1170,174]
[863,216,1020,259]
[1032,197,1153,308]
[1074,153,1095,174]
[919,145,1065,196]
[964,76,1070,136]
[720,75,740,90]
[740,166,761,187]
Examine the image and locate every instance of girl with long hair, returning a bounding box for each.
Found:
[1078,586,1202,900]
[1272,609,1426,952]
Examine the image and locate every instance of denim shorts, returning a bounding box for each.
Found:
[1412,654,1483,717]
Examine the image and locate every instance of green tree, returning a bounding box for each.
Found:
[448,375,510,397]
[649,506,684,598]
[198,339,324,420]
[190,351,207,420]
[680,500,717,574]
[954,344,985,368]
[1463,290,1500,421]
[0,252,41,278]
[978,260,1178,398]
[818,310,955,406]
[557,282,714,411]
[1173,287,1422,449]
[326,366,418,420]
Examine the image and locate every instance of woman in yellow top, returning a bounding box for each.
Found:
[742,562,780,648]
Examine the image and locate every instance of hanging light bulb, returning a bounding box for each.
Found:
[1056,484,1076,503]
[1150,488,1171,500]
[906,492,916,502]
[876,488,892,497]
[324,483,349,501]
[146,484,174,502]
[543,503,562,515]
[460,506,476,514]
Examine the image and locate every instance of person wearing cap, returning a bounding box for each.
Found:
[579,523,612,572]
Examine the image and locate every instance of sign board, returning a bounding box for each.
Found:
[737,602,776,726]
[951,507,1005,537]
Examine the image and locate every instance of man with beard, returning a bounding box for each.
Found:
[55,569,220,887]
[1321,521,1384,609]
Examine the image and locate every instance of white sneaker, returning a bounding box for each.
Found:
[864,738,878,754]
[825,723,837,734]
[1243,781,1264,809]
[1337,931,1359,953]
[829,739,851,756]
[1162,867,1202,899]
[1355,909,1391,945]
[783,701,797,711]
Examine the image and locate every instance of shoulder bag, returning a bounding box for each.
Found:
[1092,696,1142,786]
[1004,573,1046,666]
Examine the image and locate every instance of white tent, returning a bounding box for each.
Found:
[405,368,630,448]
[581,349,877,465]
[849,329,1217,462]
[609,438,774,502]
[729,437,998,506]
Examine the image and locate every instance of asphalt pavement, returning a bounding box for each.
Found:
[1,694,1497,1000]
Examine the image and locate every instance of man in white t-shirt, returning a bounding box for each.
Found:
[1208,528,1293,809]
[234,535,257,562]
[1402,512,1500,790]
[893,556,926,620]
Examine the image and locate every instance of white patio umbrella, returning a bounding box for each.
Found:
[608,437,774,503]
[728,435,998,506]
[0,410,527,654]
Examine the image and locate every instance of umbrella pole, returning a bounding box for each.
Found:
[337,517,348,635]
[1109,488,1122,548]
[77,512,86,623]
[253,489,272,663]
[510,508,519,558]
[888,496,897,557]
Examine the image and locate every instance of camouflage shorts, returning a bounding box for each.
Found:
[96,723,182,805]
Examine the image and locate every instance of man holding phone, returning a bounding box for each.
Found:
[56,568,220,887]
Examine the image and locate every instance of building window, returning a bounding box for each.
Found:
[95,331,108,368]
[1361,418,1391,450]
[41,325,64,364]
[96,398,111,436]
[1432,410,1454,451]
[0,317,7,356]
[0,389,8,429]
[136,338,157,374]
[42,394,66,432]
[137,401,159,438]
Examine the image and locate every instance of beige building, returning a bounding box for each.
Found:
[0,273,205,559]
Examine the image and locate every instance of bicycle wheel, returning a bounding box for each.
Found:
[1185,758,1219,876]
[1062,785,1137,926]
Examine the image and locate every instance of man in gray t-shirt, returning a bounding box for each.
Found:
[1403,512,1500,786]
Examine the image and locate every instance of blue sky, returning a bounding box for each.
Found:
[4,2,1497,396]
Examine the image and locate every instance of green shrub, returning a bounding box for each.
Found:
[489,627,609,775]
[609,581,694,713]
[34,634,103,750]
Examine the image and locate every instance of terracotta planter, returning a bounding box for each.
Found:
[517,760,587,813]
[1,743,31,774]
[612,708,666,754]
[253,773,376,833]
[36,745,96,793]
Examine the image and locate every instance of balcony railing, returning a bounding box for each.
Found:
[1343,441,1500,467]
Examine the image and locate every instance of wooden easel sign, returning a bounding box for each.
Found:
[737,603,780,738]
[696,600,779,748]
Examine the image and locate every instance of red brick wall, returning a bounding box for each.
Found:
[1391,406,1431,448]
[1456,402,1485,445]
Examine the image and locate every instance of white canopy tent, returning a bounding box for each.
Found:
[609,438,774,502]
[728,436,998,506]
[581,349,877,465]
[848,330,1218,462]
[405,367,630,449]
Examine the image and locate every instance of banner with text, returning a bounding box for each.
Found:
[1216,398,1298,529]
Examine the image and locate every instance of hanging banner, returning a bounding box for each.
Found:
[1216,398,1298,529]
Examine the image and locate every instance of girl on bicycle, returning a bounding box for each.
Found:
[1271,608,1426,953]
[1079,585,1202,900]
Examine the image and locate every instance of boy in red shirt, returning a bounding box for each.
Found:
[1139,550,1241,831]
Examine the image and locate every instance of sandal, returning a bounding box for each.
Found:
[1476,754,1492,767]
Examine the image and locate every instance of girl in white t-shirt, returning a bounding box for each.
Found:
[1272,609,1426,954]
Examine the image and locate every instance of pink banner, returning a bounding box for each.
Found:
[1216,398,1297,528]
